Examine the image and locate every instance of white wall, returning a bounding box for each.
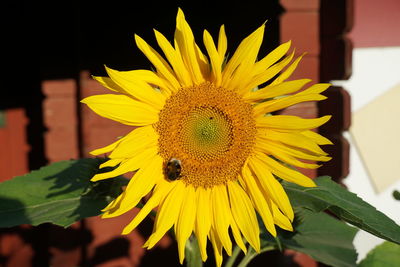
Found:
[332,47,400,261]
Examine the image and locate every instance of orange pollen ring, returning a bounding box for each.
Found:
[155,82,256,188]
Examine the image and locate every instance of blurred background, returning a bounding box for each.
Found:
[0,0,399,266]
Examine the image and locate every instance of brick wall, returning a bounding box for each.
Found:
[0,109,29,181]
[42,80,79,163]
[279,0,353,265]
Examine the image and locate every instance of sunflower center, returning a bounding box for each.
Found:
[182,107,232,160]
[155,82,256,188]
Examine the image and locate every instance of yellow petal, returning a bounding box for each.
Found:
[271,201,293,231]
[270,53,305,86]
[102,190,125,213]
[127,69,169,90]
[89,137,124,156]
[195,187,212,261]
[175,8,205,84]
[109,126,158,159]
[105,68,170,95]
[222,24,265,89]
[255,145,320,169]
[91,159,134,182]
[301,130,333,145]
[154,29,192,87]
[248,155,294,221]
[209,226,223,267]
[145,181,186,249]
[104,154,163,218]
[243,79,311,102]
[195,43,210,80]
[92,70,169,98]
[94,72,170,97]
[217,25,227,61]
[237,172,248,191]
[176,185,197,264]
[253,93,327,116]
[297,83,331,95]
[253,40,291,74]
[256,138,331,162]
[105,66,166,109]
[230,217,247,254]
[228,25,265,91]
[124,154,163,194]
[257,130,328,156]
[211,185,232,255]
[91,126,156,159]
[134,34,181,91]
[122,180,174,234]
[227,182,260,252]
[256,115,331,132]
[257,152,316,188]
[99,158,122,169]
[91,145,157,181]
[92,76,123,92]
[241,50,295,94]
[81,94,159,126]
[203,30,222,86]
[241,167,276,237]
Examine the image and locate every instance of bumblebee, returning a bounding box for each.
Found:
[165,158,182,181]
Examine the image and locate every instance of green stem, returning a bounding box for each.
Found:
[237,246,276,267]
[224,245,242,267]
[185,235,203,267]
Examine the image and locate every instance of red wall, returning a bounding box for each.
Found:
[350,0,400,47]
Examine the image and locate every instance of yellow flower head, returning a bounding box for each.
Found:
[82,9,331,266]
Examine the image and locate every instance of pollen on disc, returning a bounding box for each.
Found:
[181,106,233,160]
[156,82,256,188]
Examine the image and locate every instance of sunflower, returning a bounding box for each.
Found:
[82,9,331,266]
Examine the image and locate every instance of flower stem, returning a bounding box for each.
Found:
[224,245,242,267]
[185,235,203,267]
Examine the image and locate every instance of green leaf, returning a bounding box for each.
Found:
[0,158,126,228]
[261,208,358,267]
[393,190,400,201]
[185,235,203,267]
[358,241,400,267]
[284,176,400,245]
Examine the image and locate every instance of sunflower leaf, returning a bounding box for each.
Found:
[358,241,400,267]
[0,158,126,228]
[260,208,358,267]
[283,176,400,245]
